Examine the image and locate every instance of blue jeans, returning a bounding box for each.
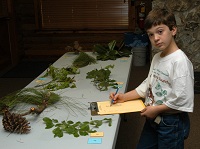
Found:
[136,112,190,149]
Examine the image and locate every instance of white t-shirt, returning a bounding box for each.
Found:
[136,49,194,112]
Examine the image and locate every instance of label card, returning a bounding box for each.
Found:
[88,138,102,144]
[90,132,104,137]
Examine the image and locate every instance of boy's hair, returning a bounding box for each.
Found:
[144,8,177,31]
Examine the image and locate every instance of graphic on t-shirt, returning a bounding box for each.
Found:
[155,82,167,105]
[146,84,155,106]
[147,82,167,106]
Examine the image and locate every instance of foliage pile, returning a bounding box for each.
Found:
[93,40,131,61]
[40,65,80,91]
[86,65,117,91]
[0,88,88,117]
[72,52,97,68]
[0,88,61,114]
[43,117,112,138]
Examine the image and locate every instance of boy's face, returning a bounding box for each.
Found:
[146,24,177,51]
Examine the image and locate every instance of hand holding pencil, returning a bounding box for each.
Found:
[110,87,119,106]
[110,82,124,106]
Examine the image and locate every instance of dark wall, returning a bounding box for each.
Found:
[13,0,151,59]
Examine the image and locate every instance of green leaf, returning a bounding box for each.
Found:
[73,131,79,138]
[53,127,63,138]
[108,40,116,51]
[162,90,167,96]
[103,118,112,126]
[79,130,88,136]
[155,92,163,97]
[80,123,90,131]
[73,121,81,127]
[67,120,74,124]
[43,117,54,129]
[155,100,163,105]
[52,119,59,123]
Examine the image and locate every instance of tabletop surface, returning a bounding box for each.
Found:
[0,52,133,149]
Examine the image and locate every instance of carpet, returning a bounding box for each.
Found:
[1,61,54,78]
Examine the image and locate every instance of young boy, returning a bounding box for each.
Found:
[110,8,194,149]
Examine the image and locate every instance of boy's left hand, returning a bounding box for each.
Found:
[140,106,159,119]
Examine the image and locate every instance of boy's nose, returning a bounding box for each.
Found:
[154,34,159,42]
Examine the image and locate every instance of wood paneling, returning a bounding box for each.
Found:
[13,0,151,59]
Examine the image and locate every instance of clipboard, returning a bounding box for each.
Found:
[90,99,145,116]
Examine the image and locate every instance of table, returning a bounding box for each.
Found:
[0,52,133,149]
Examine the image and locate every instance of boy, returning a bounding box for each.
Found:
[110,8,194,149]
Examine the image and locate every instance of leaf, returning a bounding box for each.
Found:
[80,123,90,131]
[79,130,88,136]
[162,90,167,96]
[93,44,107,54]
[155,100,163,105]
[73,121,81,127]
[155,83,161,90]
[108,40,116,51]
[155,92,163,97]
[53,127,63,138]
[52,119,59,123]
[43,117,54,129]
[103,118,112,126]
[67,120,74,124]
[65,126,76,134]
[90,120,102,128]
[73,131,79,138]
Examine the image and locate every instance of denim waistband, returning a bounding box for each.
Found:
[161,112,185,116]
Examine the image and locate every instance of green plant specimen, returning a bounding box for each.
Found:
[39,65,79,91]
[0,88,61,115]
[93,40,131,61]
[86,65,117,91]
[72,52,97,68]
[0,88,89,134]
[43,65,80,79]
[43,117,112,138]
[0,88,88,117]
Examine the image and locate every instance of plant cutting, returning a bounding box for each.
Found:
[93,40,131,61]
[86,65,117,91]
[72,52,97,68]
[37,65,80,91]
[0,88,88,134]
[43,117,112,138]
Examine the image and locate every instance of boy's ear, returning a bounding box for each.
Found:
[171,26,177,36]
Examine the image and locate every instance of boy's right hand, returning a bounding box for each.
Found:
[109,92,125,104]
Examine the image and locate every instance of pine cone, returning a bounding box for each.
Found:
[2,109,31,134]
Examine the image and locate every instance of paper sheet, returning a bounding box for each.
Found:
[97,99,145,115]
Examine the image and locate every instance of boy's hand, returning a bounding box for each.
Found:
[109,92,125,104]
[140,106,160,119]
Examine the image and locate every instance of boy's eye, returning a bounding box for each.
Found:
[158,30,163,34]
[148,33,153,37]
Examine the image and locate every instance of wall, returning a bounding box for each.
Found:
[151,0,200,71]
[13,0,152,59]
[14,0,125,58]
